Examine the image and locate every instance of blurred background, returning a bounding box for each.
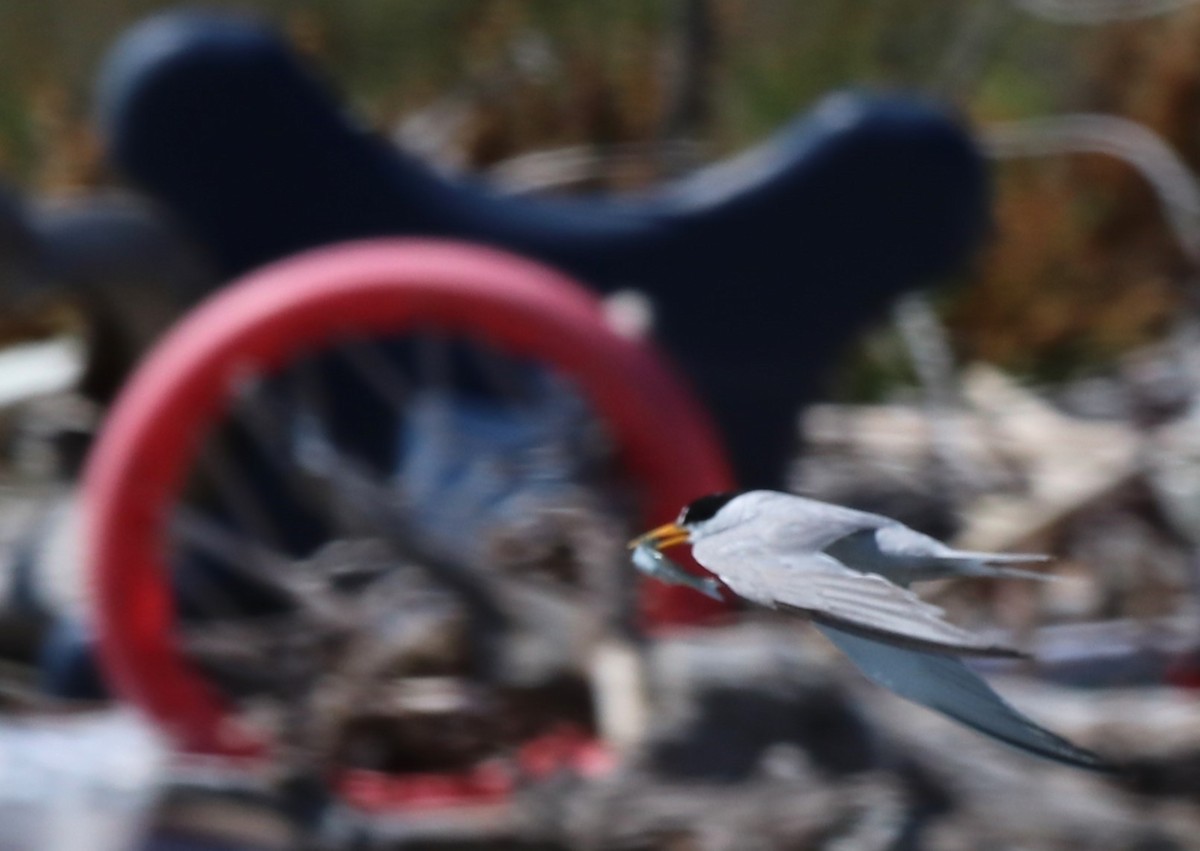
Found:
[1,0,1196,383]
[4,1,1200,849]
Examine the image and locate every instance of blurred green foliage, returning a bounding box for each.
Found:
[0,0,1093,184]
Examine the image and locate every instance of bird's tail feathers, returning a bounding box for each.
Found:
[950,551,1057,581]
[966,551,1051,564]
[973,563,1059,582]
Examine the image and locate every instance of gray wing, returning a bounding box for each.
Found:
[817,624,1111,771]
[761,560,1025,659]
[753,492,893,553]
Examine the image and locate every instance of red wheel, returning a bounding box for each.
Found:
[83,239,733,785]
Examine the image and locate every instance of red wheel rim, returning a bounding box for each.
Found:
[83,239,734,759]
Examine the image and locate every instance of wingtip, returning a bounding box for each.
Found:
[952,704,1117,774]
[940,692,1115,772]
[1035,742,1119,774]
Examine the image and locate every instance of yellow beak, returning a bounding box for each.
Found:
[629,522,690,551]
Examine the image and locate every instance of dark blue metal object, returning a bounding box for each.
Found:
[29,194,214,403]
[97,10,989,487]
[0,184,213,404]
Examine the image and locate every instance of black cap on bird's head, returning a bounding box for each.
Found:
[679,492,740,527]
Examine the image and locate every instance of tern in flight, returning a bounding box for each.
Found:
[631,490,1110,771]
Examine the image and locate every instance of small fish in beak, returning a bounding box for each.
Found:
[629,537,723,601]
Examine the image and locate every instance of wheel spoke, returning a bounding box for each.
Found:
[170,505,338,620]
[176,334,630,750]
[282,408,509,672]
[228,372,352,537]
